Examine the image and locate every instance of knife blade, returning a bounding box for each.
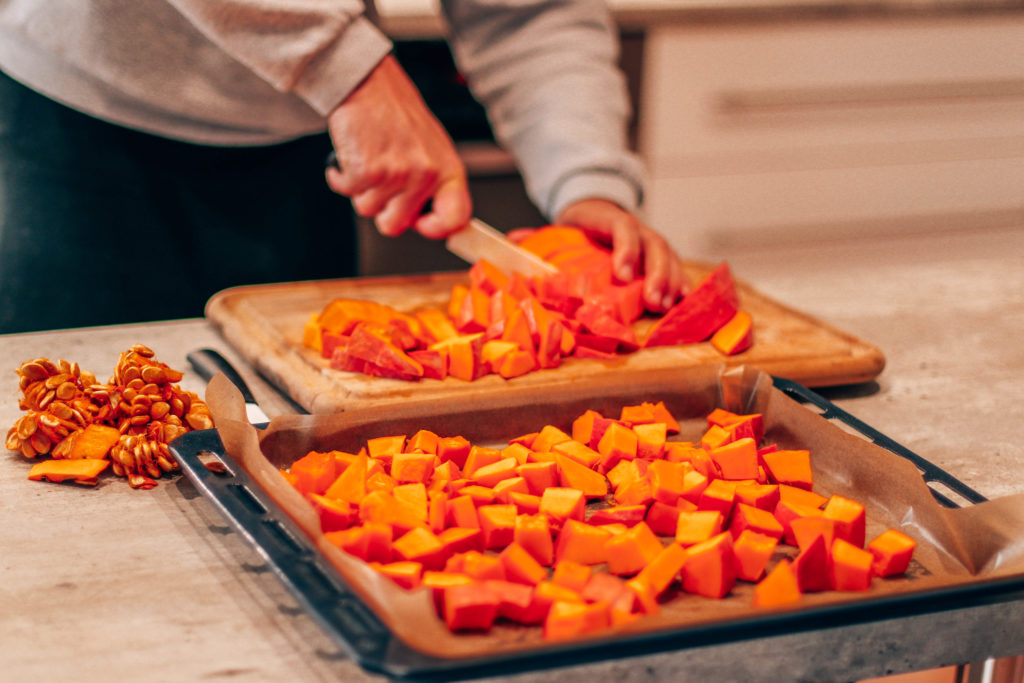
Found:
[446,217,558,278]
[186,348,270,425]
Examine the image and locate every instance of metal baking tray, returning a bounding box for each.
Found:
[169,378,1024,681]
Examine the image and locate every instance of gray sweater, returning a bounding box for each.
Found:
[0,0,643,219]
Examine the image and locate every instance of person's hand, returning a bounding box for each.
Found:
[325,55,471,239]
[555,198,688,312]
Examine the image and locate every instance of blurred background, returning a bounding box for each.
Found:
[368,0,1024,276]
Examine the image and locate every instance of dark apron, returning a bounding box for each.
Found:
[0,70,357,334]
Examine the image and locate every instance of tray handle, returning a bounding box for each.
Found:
[169,429,395,674]
[772,377,987,508]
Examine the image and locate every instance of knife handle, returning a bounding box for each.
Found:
[186,348,257,405]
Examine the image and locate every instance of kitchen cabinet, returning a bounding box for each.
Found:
[637,12,1024,259]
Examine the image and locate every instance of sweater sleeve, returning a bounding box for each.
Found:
[165,0,392,116]
[441,0,645,220]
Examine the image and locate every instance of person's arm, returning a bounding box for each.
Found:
[165,0,391,115]
[442,0,686,309]
[165,0,473,237]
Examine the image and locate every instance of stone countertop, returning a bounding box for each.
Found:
[2,225,1023,681]
[376,0,1024,37]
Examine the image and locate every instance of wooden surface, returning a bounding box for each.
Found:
[205,263,885,414]
[3,225,1023,682]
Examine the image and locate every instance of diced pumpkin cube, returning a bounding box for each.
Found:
[484,579,546,624]
[789,516,838,553]
[514,514,555,567]
[793,533,832,593]
[752,559,802,608]
[436,436,472,469]
[604,521,665,576]
[539,487,586,529]
[532,424,573,453]
[551,439,601,469]
[636,542,687,596]
[830,538,873,591]
[554,519,612,565]
[571,409,603,446]
[762,449,814,490]
[697,479,738,518]
[681,531,738,599]
[509,491,543,516]
[868,529,917,577]
[543,600,611,641]
[289,450,338,496]
[733,530,779,582]
[443,582,499,632]
[645,501,684,536]
[675,510,725,547]
[492,476,530,503]
[471,457,519,488]
[778,483,827,509]
[499,542,548,585]
[515,461,559,496]
[774,499,826,546]
[390,451,435,484]
[555,454,608,499]
[551,560,593,593]
[709,438,760,481]
[437,526,484,555]
[596,422,638,471]
[478,504,517,549]
[634,422,668,460]
[445,495,480,529]
[324,522,393,563]
[823,494,867,548]
[392,527,448,570]
[729,503,784,541]
[463,446,503,478]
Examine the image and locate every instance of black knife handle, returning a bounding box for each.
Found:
[187,348,257,404]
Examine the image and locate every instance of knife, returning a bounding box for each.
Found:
[446,217,558,278]
[186,348,270,425]
[325,151,557,278]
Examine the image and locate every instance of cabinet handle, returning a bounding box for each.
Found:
[717,78,1024,116]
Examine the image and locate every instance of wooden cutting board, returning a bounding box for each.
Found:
[205,263,884,414]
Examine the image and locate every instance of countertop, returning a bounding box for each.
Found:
[3,224,1024,681]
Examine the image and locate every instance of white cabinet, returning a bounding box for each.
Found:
[638,13,1024,259]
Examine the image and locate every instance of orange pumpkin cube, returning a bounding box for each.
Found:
[681,532,738,599]
[752,559,802,608]
[867,529,917,577]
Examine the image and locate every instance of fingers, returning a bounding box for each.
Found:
[637,227,688,312]
[414,178,472,239]
[607,215,642,284]
[555,198,688,312]
[324,55,472,240]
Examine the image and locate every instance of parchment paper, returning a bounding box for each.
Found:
[205,366,1024,661]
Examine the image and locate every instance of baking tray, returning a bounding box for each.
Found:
[169,377,1024,681]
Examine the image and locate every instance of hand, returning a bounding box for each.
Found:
[555,199,688,312]
[324,55,472,239]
